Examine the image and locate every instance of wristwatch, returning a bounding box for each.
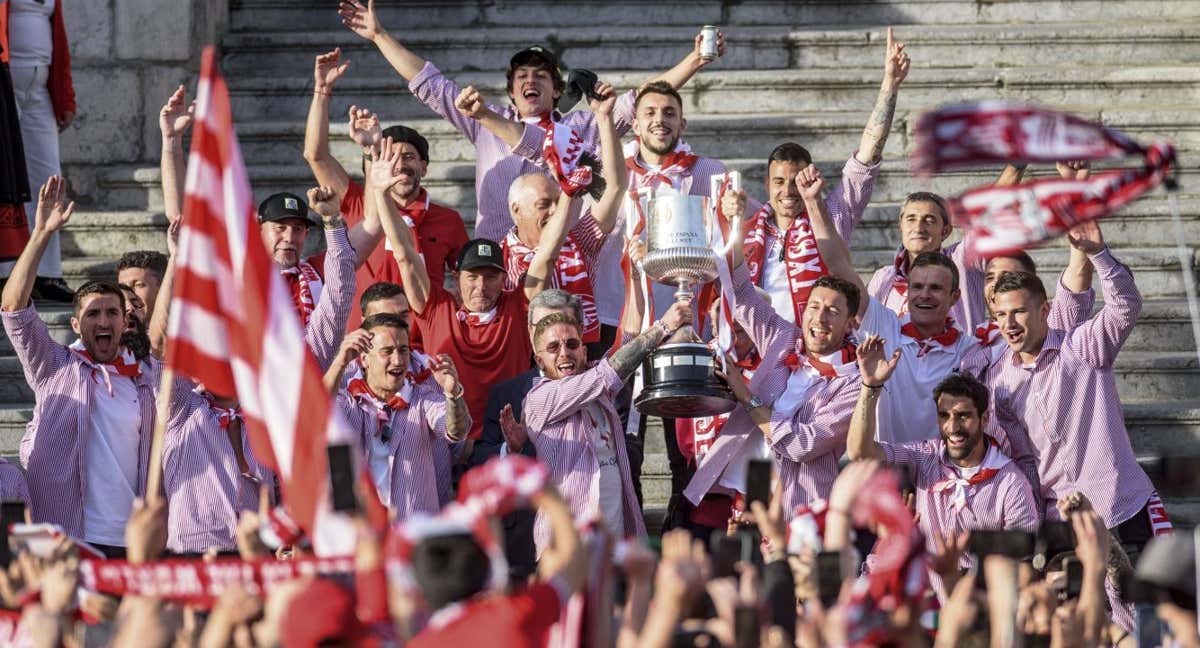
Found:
[747,396,765,410]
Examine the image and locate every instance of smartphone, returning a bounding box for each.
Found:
[327,443,359,513]
[0,500,24,567]
[711,532,743,579]
[816,550,843,608]
[733,605,759,648]
[1063,557,1084,599]
[968,529,1035,559]
[1038,520,1076,558]
[744,459,772,510]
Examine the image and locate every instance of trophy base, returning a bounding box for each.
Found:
[635,342,738,419]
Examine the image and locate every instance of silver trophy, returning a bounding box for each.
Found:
[634,176,740,418]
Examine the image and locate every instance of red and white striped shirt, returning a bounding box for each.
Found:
[985,248,1154,527]
[297,227,357,371]
[407,62,636,241]
[523,359,646,553]
[3,306,156,538]
[685,264,860,513]
[162,384,275,554]
[336,380,452,520]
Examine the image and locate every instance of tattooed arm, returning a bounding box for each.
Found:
[855,27,910,165]
[609,301,693,380]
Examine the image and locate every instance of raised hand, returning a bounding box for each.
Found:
[828,459,879,513]
[655,529,708,603]
[335,329,373,368]
[159,85,195,139]
[499,403,529,451]
[692,28,727,67]
[431,353,462,395]
[1070,509,1110,576]
[588,81,617,116]
[34,175,75,233]
[659,300,694,335]
[307,185,341,221]
[626,237,647,267]
[347,105,381,149]
[856,334,901,388]
[1056,160,1090,181]
[794,164,826,202]
[314,48,350,93]
[720,188,747,221]
[39,544,80,615]
[454,85,486,120]
[883,26,911,86]
[338,0,383,42]
[368,137,405,190]
[125,497,167,564]
[1065,218,1105,255]
[716,354,755,404]
[929,531,970,580]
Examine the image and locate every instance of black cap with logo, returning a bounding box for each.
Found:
[509,45,560,72]
[456,238,506,272]
[257,192,317,226]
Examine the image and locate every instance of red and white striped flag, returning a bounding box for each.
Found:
[164,48,357,553]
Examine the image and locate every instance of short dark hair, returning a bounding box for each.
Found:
[987,251,1037,276]
[505,54,566,97]
[411,534,491,610]
[359,281,406,316]
[767,142,813,168]
[901,191,950,225]
[634,80,684,113]
[116,250,168,281]
[933,372,989,417]
[532,312,580,347]
[910,251,960,292]
[810,275,860,316]
[380,125,430,163]
[72,280,125,316]
[359,312,409,333]
[991,271,1048,304]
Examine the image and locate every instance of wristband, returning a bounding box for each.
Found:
[654,319,672,337]
[862,381,883,390]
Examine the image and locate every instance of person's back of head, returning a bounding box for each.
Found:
[412,533,492,610]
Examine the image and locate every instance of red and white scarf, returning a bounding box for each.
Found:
[281,260,324,327]
[200,391,242,429]
[541,121,593,197]
[347,376,413,422]
[900,317,961,358]
[930,437,1010,512]
[69,339,141,396]
[623,139,698,191]
[742,204,828,323]
[775,342,858,418]
[912,102,1176,263]
[456,304,498,327]
[502,229,600,342]
[1146,494,1174,536]
[787,499,829,555]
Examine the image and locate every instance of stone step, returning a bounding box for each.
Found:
[220,22,1200,78]
[232,107,1200,168]
[0,305,74,356]
[223,65,1200,122]
[227,0,1200,33]
[58,211,169,258]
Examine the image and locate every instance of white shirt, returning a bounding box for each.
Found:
[858,298,978,444]
[7,0,55,67]
[586,403,623,537]
[83,372,141,545]
[761,240,797,324]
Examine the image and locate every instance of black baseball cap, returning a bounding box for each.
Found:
[257,192,317,226]
[509,45,559,71]
[456,238,505,273]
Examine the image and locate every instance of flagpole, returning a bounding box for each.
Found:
[146,366,174,503]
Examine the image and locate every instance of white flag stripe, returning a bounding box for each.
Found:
[167,301,232,359]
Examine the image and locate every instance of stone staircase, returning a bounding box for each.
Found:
[9,0,1200,526]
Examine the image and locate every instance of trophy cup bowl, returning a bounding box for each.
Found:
[635,192,737,419]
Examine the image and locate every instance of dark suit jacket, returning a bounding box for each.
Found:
[470,367,539,468]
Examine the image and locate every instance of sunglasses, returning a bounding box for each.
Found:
[540,338,583,355]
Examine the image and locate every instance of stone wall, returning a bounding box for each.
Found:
[57,0,227,205]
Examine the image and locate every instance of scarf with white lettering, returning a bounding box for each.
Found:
[742,204,828,323]
[69,339,141,396]
[541,121,593,197]
[900,317,962,358]
[502,228,599,342]
[281,260,324,327]
[930,437,1010,512]
[775,342,858,419]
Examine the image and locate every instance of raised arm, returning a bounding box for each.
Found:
[587,84,628,235]
[148,222,179,358]
[855,27,909,166]
[322,329,372,394]
[338,0,425,80]
[642,29,726,92]
[304,187,357,370]
[532,486,587,595]
[797,165,867,317]
[341,106,386,268]
[845,335,897,461]
[371,141,430,313]
[159,85,193,224]
[1057,162,1095,294]
[607,301,691,381]
[302,49,352,196]
[455,85,524,149]
[430,354,469,442]
[1066,223,1140,369]
[2,177,73,312]
[523,191,575,301]
[617,238,648,342]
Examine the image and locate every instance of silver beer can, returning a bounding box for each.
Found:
[700,25,719,61]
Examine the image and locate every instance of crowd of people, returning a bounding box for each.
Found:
[0,0,1194,646]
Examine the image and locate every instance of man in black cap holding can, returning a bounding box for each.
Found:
[337,0,724,242]
[257,186,357,370]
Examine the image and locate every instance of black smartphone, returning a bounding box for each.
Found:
[1038,520,1076,557]
[816,550,843,608]
[968,529,1035,559]
[744,459,772,510]
[326,443,359,513]
[733,605,759,648]
[710,532,743,579]
[0,500,24,567]
[1063,557,1083,599]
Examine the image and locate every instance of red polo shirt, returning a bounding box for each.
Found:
[407,583,561,648]
[340,180,469,330]
[413,283,532,440]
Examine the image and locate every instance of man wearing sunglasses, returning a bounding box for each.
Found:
[522,300,691,552]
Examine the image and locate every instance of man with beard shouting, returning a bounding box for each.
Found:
[2,176,155,557]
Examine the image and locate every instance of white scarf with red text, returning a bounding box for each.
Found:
[502,229,600,342]
[281,260,323,327]
[742,204,828,324]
